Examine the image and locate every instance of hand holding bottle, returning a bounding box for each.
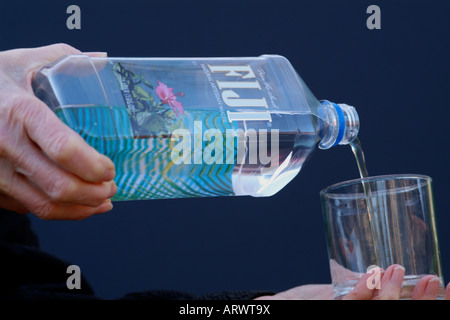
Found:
[0,44,117,219]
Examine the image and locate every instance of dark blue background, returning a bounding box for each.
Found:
[1,0,449,299]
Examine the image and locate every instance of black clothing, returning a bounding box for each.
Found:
[0,209,274,300]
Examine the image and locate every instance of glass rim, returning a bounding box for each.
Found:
[320,173,432,197]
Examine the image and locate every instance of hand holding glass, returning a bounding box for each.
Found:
[321,175,445,299]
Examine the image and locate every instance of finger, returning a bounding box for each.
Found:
[412,275,440,300]
[445,282,450,300]
[6,170,112,220]
[25,43,83,70]
[32,50,109,79]
[25,46,108,86]
[342,271,378,300]
[423,277,440,300]
[2,43,83,89]
[40,199,113,220]
[374,265,404,300]
[18,94,116,183]
[46,199,113,220]
[8,136,116,206]
[0,192,29,214]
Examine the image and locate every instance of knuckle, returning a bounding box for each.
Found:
[45,177,76,202]
[33,201,56,220]
[14,146,32,170]
[0,169,14,195]
[47,133,76,162]
[32,200,94,221]
[8,91,35,116]
[0,94,26,157]
[0,94,40,155]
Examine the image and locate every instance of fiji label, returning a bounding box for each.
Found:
[112,60,275,137]
[111,59,279,169]
[205,64,272,123]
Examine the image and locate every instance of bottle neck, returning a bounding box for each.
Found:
[317,100,359,149]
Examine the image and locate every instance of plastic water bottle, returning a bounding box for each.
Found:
[32,55,359,201]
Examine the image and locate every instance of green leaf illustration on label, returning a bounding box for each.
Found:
[113,62,185,137]
[136,112,169,133]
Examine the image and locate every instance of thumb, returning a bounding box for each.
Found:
[25,43,83,69]
[23,43,84,76]
[1,43,83,89]
[8,43,108,90]
[26,44,108,67]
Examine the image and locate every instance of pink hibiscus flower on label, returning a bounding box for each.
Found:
[155,80,184,117]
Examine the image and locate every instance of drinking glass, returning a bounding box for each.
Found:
[321,174,445,299]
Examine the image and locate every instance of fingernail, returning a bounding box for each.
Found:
[103,202,113,212]
[428,277,440,284]
[108,182,118,198]
[83,52,108,57]
[391,266,405,284]
[424,277,441,298]
[96,199,113,214]
[99,155,116,180]
[101,155,115,169]
[103,167,116,181]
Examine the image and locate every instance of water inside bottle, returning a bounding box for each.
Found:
[54,104,317,200]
